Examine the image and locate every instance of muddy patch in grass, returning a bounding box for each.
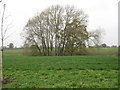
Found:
[2,78,12,85]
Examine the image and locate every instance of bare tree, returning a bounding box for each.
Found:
[0,4,6,86]
[23,5,90,56]
[1,3,6,59]
[23,5,103,56]
[0,0,3,86]
[87,28,104,47]
[0,2,12,84]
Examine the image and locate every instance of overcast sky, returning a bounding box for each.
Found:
[0,0,119,47]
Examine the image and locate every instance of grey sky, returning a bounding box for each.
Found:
[0,0,118,47]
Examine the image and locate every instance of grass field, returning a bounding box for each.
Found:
[87,48,118,56]
[2,48,119,88]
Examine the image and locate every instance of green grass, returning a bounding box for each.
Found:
[4,70,118,88]
[2,48,119,88]
[4,48,118,56]
[3,49,24,55]
[3,56,118,71]
[87,48,118,56]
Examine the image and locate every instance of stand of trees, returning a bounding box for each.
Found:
[23,5,101,56]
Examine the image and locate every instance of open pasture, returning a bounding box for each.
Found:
[2,48,118,88]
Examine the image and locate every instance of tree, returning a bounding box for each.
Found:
[23,5,102,56]
[0,2,12,84]
[0,0,2,87]
[101,43,107,48]
[87,28,104,48]
[0,2,6,83]
[8,43,14,49]
[111,45,117,48]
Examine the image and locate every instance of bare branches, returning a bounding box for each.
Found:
[87,28,104,47]
[0,4,13,41]
[24,5,103,56]
[1,4,6,51]
[1,4,5,39]
[3,22,12,38]
[23,5,89,56]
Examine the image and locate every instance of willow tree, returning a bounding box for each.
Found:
[23,5,99,56]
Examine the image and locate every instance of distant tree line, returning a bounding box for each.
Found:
[89,43,118,48]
